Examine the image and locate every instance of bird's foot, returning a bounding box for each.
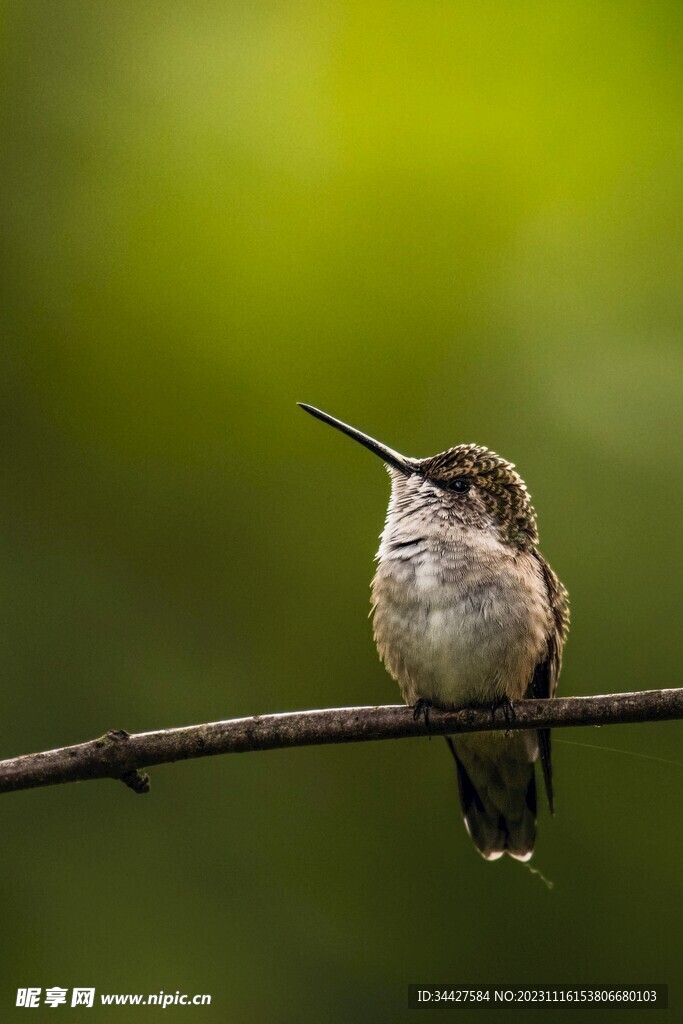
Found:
[489,695,516,735]
[413,698,434,732]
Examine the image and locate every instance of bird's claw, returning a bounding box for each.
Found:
[413,698,433,732]
[489,695,516,735]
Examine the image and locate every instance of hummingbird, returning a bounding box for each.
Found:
[299,403,569,861]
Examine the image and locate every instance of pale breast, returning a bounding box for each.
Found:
[371,528,552,708]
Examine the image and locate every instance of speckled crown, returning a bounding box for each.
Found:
[418,444,539,548]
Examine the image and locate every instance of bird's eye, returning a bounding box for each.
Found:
[449,478,470,493]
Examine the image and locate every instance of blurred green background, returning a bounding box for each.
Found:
[1,1,681,1020]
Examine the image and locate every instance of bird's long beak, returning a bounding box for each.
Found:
[298,404,416,475]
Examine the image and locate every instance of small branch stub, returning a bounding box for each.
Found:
[0,688,680,797]
[120,769,151,794]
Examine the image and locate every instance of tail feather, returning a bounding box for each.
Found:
[446,735,537,861]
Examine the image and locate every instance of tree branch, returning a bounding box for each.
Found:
[0,688,681,796]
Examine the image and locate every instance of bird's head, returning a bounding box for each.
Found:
[299,404,538,549]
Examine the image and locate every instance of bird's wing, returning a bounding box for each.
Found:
[526,551,570,813]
